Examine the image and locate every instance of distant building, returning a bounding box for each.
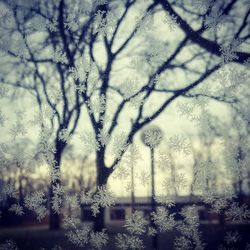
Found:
[80,196,221,227]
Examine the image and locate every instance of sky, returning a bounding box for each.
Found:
[0,0,240,199]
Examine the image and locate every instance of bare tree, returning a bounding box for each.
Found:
[0,0,249,232]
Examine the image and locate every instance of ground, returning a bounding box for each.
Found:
[0,224,250,249]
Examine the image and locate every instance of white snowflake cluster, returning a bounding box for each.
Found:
[124,211,148,235]
[151,207,176,232]
[81,185,115,217]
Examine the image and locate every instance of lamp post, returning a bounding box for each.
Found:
[130,119,135,214]
[141,126,163,250]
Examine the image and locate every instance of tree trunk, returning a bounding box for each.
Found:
[49,140,65,230]
[94,207,106,232]
[49,204,61,230]
[93,151,111,231]
[49,176,61,230]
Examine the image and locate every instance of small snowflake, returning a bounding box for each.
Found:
[120,78,140,100]
[192,0,213,12]
[94,10,116,36]
[9,121,27,140]
[204,7,226,30]
[80,131,100,153]
[0,111,7,127]
[82,186,115,217]
[69,63,86,81]
[97,129,110,147]
[181,205,199,225]
[51,184,64,214]
[24,191,47,221]
[225,202,250,222]
[112,132,129,160]
[156,152,172,170]
[30,15,47,31]
[129,93,145,109]
[85,94,106,116]
[53,47,67,64]
[3,183,18,199]
[224,231,241,245]
[164,13,179,31]
[8,204,24,216]
[115,233,145,250]
[75,83,86,94]
[65,219,91,247]
[94,0,108,6]
[135,10,153,34]
[64,13,80,30]
[174,236,192,250]
[0,86,9,98]
[154,195,175,207]
[168,135,191,155]
[51,166,60,184]
[46,18,58,32]
[137,171,150,187]
[80,190,94,205]
[0,240,18,250]
[59,128,72,143]
[147,226,157,237]
[124,181,133,192]
[65,194,79,212]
